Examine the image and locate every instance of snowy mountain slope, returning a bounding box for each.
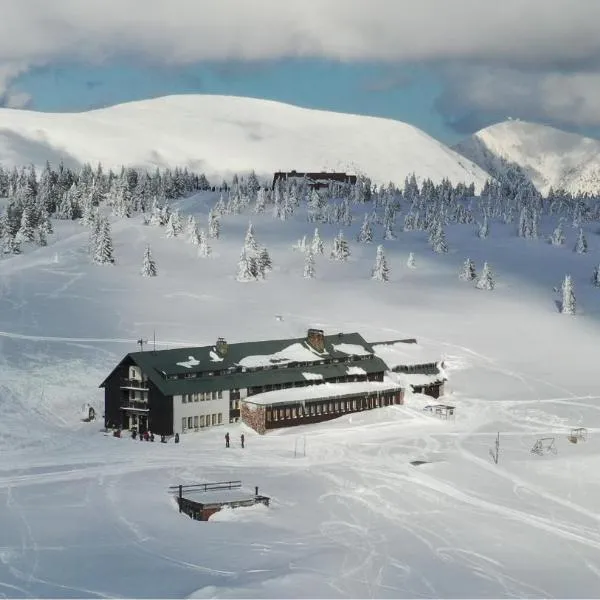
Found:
[454,120,600,195]
[0,95,490,189]
[2,192,600,597]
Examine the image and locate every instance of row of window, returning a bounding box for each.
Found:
[182,391,223,403]
[265,394,400,422]
[164,355,376,380]
[181,413,223,431]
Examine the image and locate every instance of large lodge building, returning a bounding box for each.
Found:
[100,329,446,436]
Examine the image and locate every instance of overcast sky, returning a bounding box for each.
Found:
[2,0,599,142]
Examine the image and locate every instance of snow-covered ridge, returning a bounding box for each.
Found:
[454,120,600,195]
[0,94,490,189]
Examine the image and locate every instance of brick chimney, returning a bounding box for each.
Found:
[215,337,228,356]
[306,328,325,352]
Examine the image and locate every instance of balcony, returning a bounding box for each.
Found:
[120,400,149,411]
[120,378,149,390]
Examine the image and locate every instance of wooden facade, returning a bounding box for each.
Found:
[272,170,357,190]
[242,387,404,435]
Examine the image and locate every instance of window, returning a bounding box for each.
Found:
[211,391,217,401]
[194,393,199,402]
[182,417,187,432]
[193,416,198,429]
[188,417,193,429]
[182,394,187,404]
[218,413,223,424]
[211,414,217,426]
[200,415,205,427]
[217,390,223,399]
[285,408,291,419]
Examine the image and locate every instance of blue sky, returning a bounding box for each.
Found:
[2,1,600,145]
[12,60,461,143]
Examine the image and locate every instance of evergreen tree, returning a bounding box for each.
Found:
[93,218,115,265]
[311,228,324,255]
[208,209,220,239]
[459,258,477,281]
[592,264,600,287]
[35,227,48,247]
[475,261,495,290]
[164,213,177,238]
[244,221,258,252]
[257,247,272,277]
[185,215,197,242]
[574,228,588,254]
[303,248,315,279]
[141,245,157,277]
[407,252,416,269]
[431,222,448,253]
[197,229,211,257]
[383,222,396,240]
[550,220,565,246]
[478,213,489,239]
[330,230,350,261]
[236,247,256,282]
[14,207,35,244]
[561,274,576,314]
[357,214,373,243]
[371,245,389,281]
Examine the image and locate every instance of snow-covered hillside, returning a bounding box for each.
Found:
[0,95,489,189]
[2,184,600,597]
[454,120,600,196]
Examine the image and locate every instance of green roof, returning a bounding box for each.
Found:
[101,332,388,397]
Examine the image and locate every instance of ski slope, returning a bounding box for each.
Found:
[1,193,600,597]
[454,119,600,195]
[0,95,489,190]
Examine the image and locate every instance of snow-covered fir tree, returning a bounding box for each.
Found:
[185,215,197,242]
[35,227,47,247]
[371,245,389,281]
[357,214,373,243]
[208,209,220,239]
[407,252,416,269]
[197,229,211,257]
[236,247,256,282]
[164,213,178,238]
[14,207,35,244]
[574,228,588,254]
[257,247,272,278]
[293,236,307,252]
[550,220,565,246]
[561,274,576,314]
[311,228,324,255]
[459,258,477,281]
[141,245,157,277]
[478,213,489,239]
[383,221,396,240]
[592,264,600,287]
[244,221,258,252]
[431,221,448,254]
[475,261,495,290]
[93,218,115,265]
[303,248,315,279]
[330,230,350,261]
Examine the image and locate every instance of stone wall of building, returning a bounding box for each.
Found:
[241,402,266,434]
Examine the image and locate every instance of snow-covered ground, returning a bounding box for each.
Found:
[0,94,489,190]
[2,192,600,598]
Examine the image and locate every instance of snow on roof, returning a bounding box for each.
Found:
[371,341,441,370]
[331,343,371,356]
[176,355,201,369]
[346,366,366,375]
[181,488,258,505]
[302,372,323,380]
[238,342,323,368]
[242,380,402,406]
[209,350,224,362]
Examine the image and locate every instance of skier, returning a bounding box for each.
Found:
[240,433,245,449]
[225,432,230,448]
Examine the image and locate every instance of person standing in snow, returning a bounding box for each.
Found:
[225,432,230,448]
[240,433,245,449]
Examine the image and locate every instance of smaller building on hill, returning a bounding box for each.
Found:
[371,339,447,398]
[241,380,404,434]
[272,170,357,190]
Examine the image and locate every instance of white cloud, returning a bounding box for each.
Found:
[1,0,600,128]
[439,67,600,130]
